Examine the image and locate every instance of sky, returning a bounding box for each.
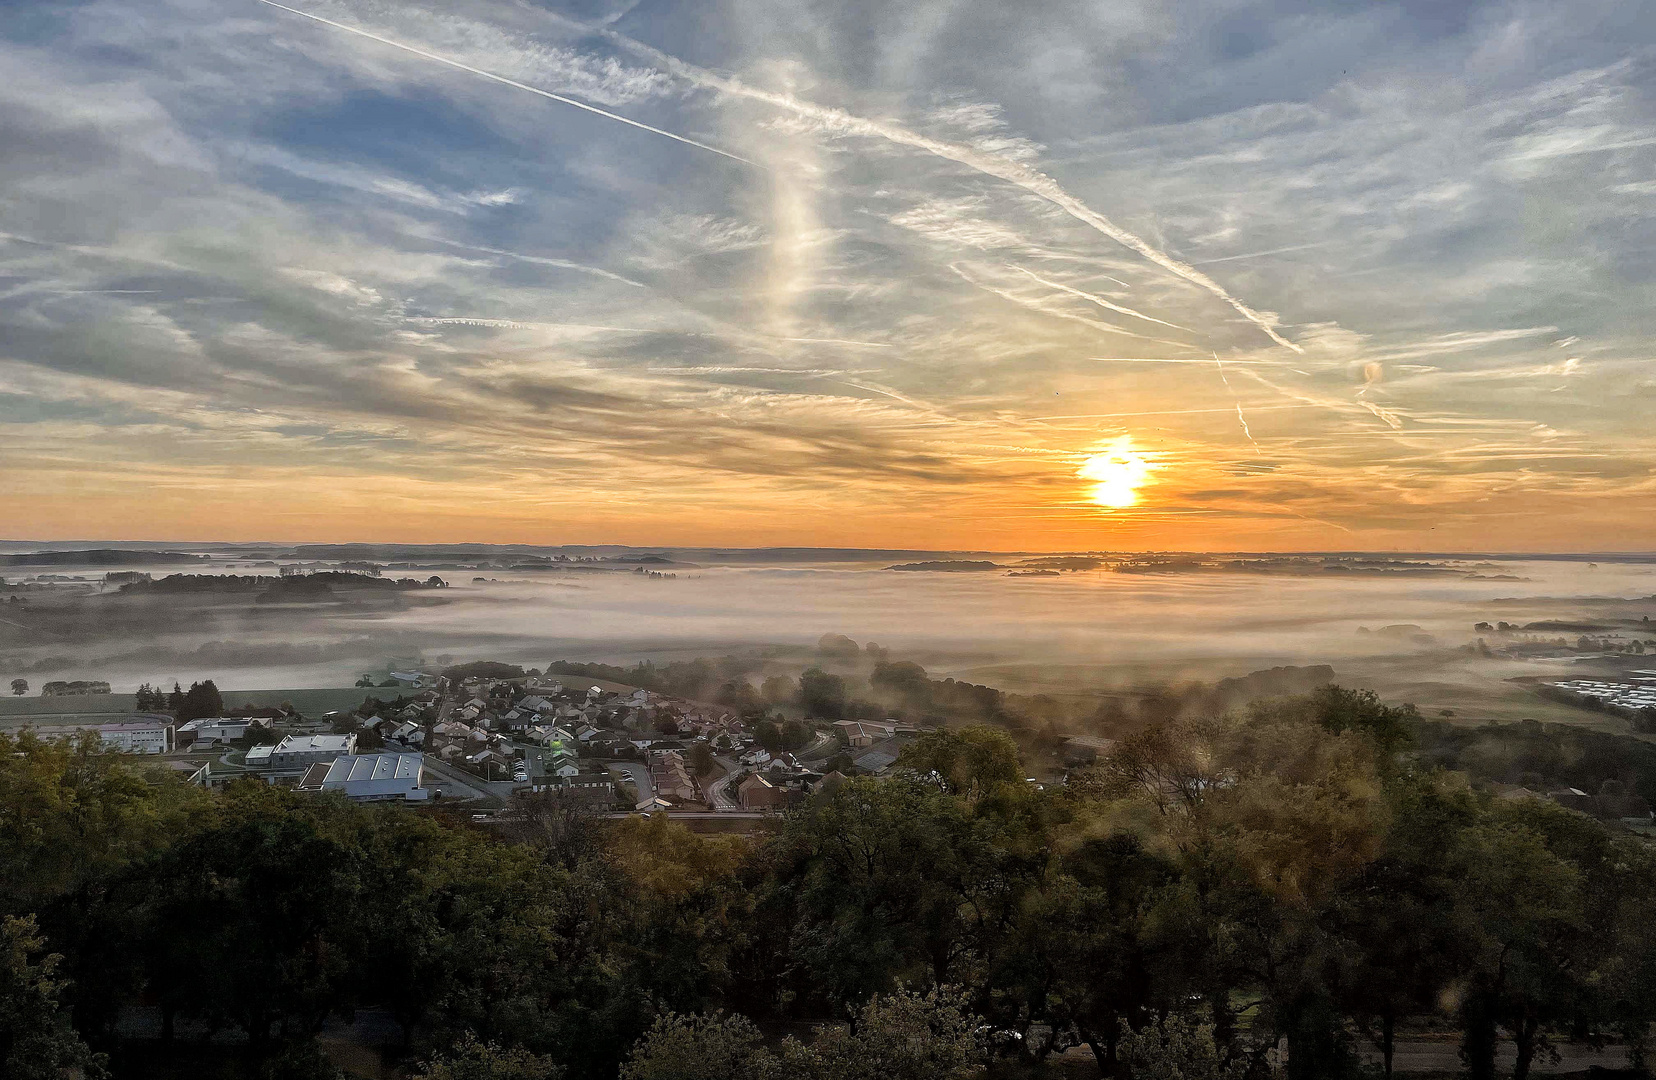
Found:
[2,0,1654,552]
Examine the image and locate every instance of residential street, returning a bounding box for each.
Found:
[708,755,742,809]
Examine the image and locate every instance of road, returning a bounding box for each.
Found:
[796,730,839,762]
[1373,1039,1629,1074]
[422,755,503,806]
[708,755,742,810]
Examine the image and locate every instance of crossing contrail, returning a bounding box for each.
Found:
[251,0,759,167]
[585,23,1302,352]
[1011,265,1193,334]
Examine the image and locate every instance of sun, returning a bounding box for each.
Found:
[1077,439,1153,508]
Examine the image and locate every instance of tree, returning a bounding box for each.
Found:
[167,681,184,711]
[896,726,1022,797]
[176,679,224,723]
[134,807,361,1052]
[817,634,862,662]
[800,668,847,717]
[8,679,24,696]
[782,778,988,1002]
[419,1034,562,1080]
[620,1011,777,1080]
[871,662,932,710]
[793,988,982,1080]
[688,742,715,778]
[760,676,796,705]
[754,720,784,756]
[1250,685,1417,757]
[1117,1015,1247,1080]
[134,683,167,711]
[0,915,105,1080]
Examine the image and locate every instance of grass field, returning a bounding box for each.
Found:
[0,687,371,726]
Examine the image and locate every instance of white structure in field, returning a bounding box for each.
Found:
[1548,680,1656,711]
[298,753,429,801]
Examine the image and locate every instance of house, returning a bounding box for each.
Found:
[635,795,673,813]
[263,733,356,769]
[814,770,849,795]
[552,772,619,809]
[738,773,787,811]
[650,750,700,803]
[387,671,434,688]
[177,717,264,747]
[832,720,881,748]
[297,752,429,802]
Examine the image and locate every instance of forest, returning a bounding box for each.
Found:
[3,686,1655,1080]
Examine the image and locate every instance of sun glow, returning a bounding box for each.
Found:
[1078,439,1153,508]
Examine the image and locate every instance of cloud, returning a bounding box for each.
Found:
[0,0,1654,549]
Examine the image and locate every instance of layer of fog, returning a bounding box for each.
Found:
[6,556,1653,695]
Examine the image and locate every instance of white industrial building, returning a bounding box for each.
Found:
[297,752,429,802]
[28,718,173,754]
[177,717,265,746]
[257,733,356,769]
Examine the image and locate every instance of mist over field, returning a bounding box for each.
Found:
[5,544,1653,722]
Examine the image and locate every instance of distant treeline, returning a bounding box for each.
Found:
[39,680,111,696]
[117,571,447,602]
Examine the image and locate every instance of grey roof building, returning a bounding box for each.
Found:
[298,752,429,802]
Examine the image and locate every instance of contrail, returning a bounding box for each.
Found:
[421,236,647,287]
[781,336,894,348]
[1191,241,1330,265]
[1088,356,1273,364]
[1011,265,1193,333]
[1213,353,1261,454]
[251,0,759,167]
[585,23,1302,352]
[951,265,1193,347]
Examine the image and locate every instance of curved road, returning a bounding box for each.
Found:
[708,756,742,810]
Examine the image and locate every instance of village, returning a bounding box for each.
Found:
[20,666,940,819]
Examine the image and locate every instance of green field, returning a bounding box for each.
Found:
[0,687,371,726]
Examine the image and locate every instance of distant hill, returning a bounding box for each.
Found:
[888,561,1003,572]
[1,550,203,567]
